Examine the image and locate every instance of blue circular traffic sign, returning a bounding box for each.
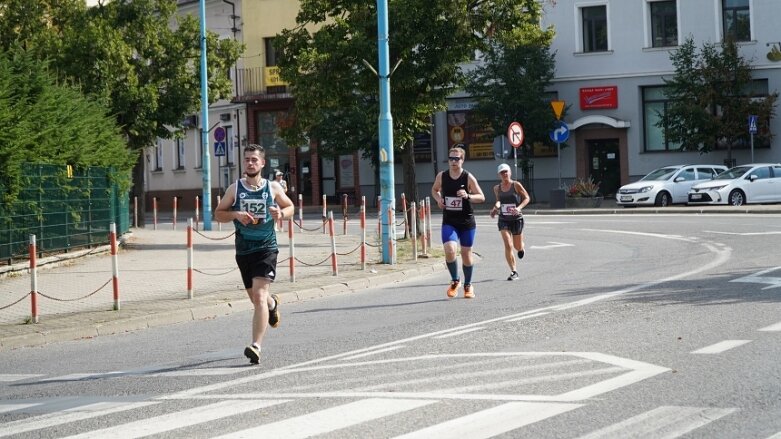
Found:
[214,126,226,142]
[549,121,570,143]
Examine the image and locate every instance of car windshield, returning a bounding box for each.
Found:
[714,166,752,180]
[640,167,680,181]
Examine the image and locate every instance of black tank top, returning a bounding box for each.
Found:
[440,170,475,228]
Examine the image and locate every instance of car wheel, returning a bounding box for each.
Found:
[728,189,745,206]
[654,192,671,207]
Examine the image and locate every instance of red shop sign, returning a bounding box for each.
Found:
[580,86,618,110]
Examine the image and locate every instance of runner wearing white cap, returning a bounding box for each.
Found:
[490,163,530,281]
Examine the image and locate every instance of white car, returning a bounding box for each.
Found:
[688,163,781,206]
[616,164,727,207]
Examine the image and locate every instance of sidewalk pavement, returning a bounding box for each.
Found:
[2,201,779,352]
[0,222,443,352]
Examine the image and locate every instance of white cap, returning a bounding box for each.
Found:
[497,163,511,174]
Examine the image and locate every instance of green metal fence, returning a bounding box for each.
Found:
[0,164,130,264]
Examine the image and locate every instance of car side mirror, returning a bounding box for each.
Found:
[749,174,759,182]
[674,176,685,182]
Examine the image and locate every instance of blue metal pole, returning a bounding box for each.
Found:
[199,0,213,230]
[377,0,395,264]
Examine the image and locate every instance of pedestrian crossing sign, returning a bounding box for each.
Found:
[214,141,226,156]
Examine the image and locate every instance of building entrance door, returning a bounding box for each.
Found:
[587,139,621,197]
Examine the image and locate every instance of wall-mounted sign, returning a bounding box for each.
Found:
[580,86,618,110]
[264,66,289,87]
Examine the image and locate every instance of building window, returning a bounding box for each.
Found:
[722,0,750,42]
[154,142,163,171]
[176,137,186,169]
[226,126,235,166]
[650,1,677,48]
[193,136,202,169]
[581,5,608,53]
[642,86,680,152]
[256,111,289,154]
[264,38,277,67]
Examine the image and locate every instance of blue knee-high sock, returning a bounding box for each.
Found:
[446,260,459,281]
[463,264,473,285]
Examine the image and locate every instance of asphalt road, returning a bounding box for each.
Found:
[1,213,780,438]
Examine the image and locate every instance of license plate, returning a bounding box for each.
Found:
[690,193,702,200]
[620,196,632,202]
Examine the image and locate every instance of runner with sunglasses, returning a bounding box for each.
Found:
[490,163,530,281]
[431,146,486,298]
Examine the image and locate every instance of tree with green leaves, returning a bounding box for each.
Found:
[275,0,548,212]
[464,17,556,167]
[0,48,134,205]
[1,0,243,224]
[660,37,778,165]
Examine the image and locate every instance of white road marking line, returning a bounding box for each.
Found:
[392,401,582,439]
[529,242,574,250]
[353,359,592,392]
[506,311,550,322]
[704,230,781,236]
[0,401,157,438]
[730,266,781,290]
[150,368,250,377]
[38,372,125,382]
[759,321,781,332]
[764,432,781,439]
[0,374,44,382]
[433,367,624,394]
[691,340,752,354]
[340,345,405,361]
[434,327,484,339]
[288,356,508,393]
[0,403,41,414]
[212,398,436,439]
[575,405,736,439]
[60,399,287,439]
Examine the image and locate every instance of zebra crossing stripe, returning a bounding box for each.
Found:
[60,399,288,439]
[0,401,157,438]
[213,398,436,439]
[392,402,581,439]
[574,406,737,439]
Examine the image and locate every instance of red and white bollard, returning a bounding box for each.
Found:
[29,234,38,324]
[109,223,120,310]
[288,218,296,282]
[187,218,193,299]
[425,196,433,251]
[298,194,304,230]
[172,196,178,230]
[401,193,409,239]
[411,201,418,262]
[329,211,338,276]
[342,193,349,235]
[322,194,327,234]
[153,197,158,230]
[388,206,395,264]
[360,196,366,271]
[194,196,200,231]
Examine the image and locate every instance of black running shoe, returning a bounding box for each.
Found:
[244,344,260,364]
[518,250,525,259]
[268,294,281,328]
[507,271,519,281]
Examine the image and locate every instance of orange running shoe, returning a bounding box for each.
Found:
[446,280,460,298]
[463,284,475,299]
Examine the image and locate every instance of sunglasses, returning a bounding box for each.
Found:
[448,156,462,162]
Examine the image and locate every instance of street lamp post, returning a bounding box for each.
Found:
[376,0,395,264]
[199,0,213,230]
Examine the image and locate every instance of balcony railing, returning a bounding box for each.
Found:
[235,67,289,100]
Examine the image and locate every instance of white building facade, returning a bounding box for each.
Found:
[417,0,781,203]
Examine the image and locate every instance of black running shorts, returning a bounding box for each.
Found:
[497,217,524,235]
[235,250,279,288]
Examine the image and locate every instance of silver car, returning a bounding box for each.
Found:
[616,164,727,207]
[688,163,781,206]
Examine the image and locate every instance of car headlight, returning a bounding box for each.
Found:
[708,185,728,191]
[639,186,654,193]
